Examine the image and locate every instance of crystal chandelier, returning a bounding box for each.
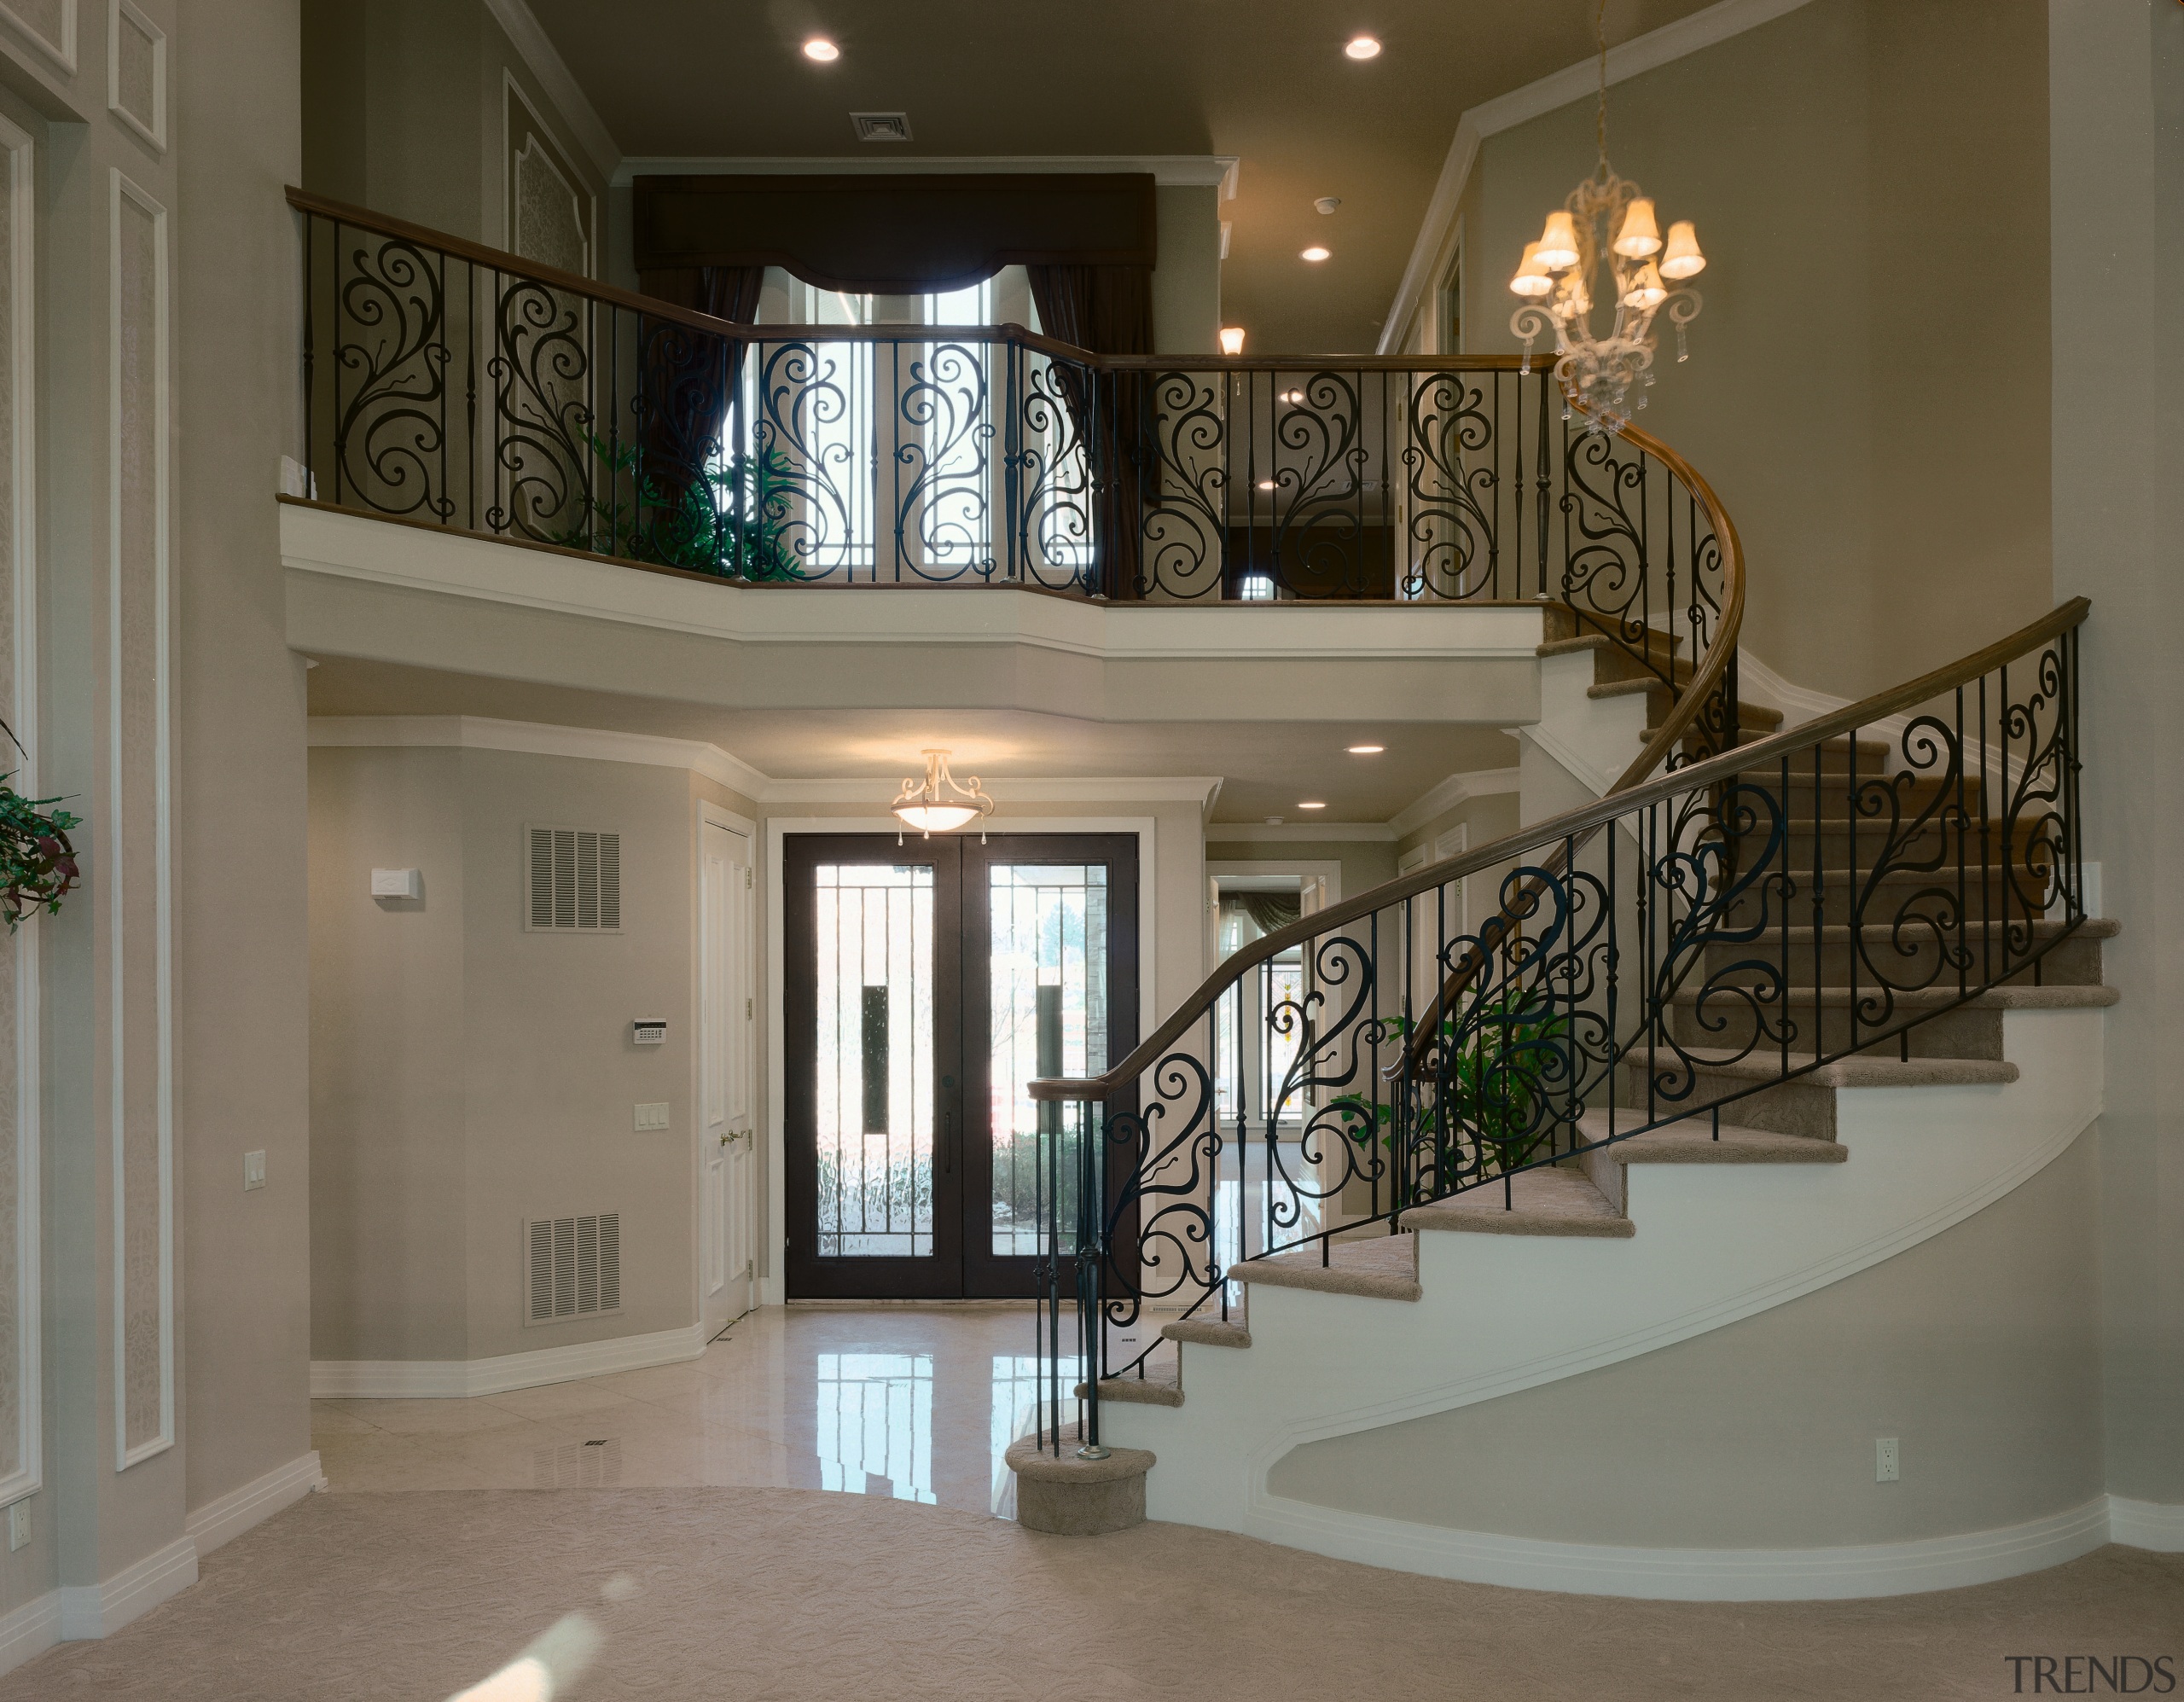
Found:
[1508,0,1707,435]
[892,750,995,839]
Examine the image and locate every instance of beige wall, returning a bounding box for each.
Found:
[1205,837,1397,907]
[1153,183,1223,354]
[310,746,757,1364]
[1270,1130,2107,1546]
[2052,0,2184,1507]
[301,0,608,256]
[1454,0,2052,700]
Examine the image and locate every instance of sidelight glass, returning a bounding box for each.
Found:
[813,864,935,1258]
[987,864,1108,1256]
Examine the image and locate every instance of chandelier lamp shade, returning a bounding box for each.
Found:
[1509,3,1707,434]
[892,750,996,839]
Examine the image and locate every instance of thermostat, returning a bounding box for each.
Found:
[370,868,422,900]
[632,1018,667,1046]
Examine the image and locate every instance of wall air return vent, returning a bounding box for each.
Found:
[526,826,622,933]
[526,1212,622,1324]
[851,112,912,143]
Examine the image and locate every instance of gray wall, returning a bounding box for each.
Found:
[1271,1130,2107,1546]
[1153,183,1223,354]
[2051,0,2184,1509]
[310,746,753,1364]
[1455,0,2052,700]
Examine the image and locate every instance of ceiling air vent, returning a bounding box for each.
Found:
[526,826,621,933]
[526,1212,622,1324]
[851,112,912,143]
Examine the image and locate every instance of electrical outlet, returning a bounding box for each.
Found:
[1875,1436,1900,1482]
[243,1150,266,1191]
[8,1501,26,1551]
[633,1103,670,1132]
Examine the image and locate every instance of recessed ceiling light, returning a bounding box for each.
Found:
[1298,800,1327,810]
[1301,246,1331,263]
[1345,35,1382,61]
[803,37,840,61]
[1347,744,1385,754]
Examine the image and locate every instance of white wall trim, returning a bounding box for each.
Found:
[312,1321,710,1400]
[0,1587,56,1676]
[105,0,164,152]
[108,166,174,1473]
[1247,1492,2113,1603]
[1379,0,1819,353]
[480,0,621,183]
[613,154,1240,190]
[0,0,74,75]
[1387,765,1523,839]
[0,112,38,1513]
[56,1534,196,1640]
[185,1450,327,1557]
[762,814,1159,1301]
[1206,822,1397,844]
[2107,1496,2184,1553]
[1205,860,1344,905]
[759,775,1223,808]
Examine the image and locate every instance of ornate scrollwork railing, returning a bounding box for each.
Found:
[1023,588,2089,1456]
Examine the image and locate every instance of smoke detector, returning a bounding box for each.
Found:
[1315,197,1341,214]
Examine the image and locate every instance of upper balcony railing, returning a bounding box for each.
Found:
[291,189,1733,712]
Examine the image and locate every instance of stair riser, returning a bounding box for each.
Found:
[1725,780,1975,821]
[1668,1001,2004,1061]
[1618,1062,1837,1139]
[1719,876,2015,929]
[1697,932,2103,986]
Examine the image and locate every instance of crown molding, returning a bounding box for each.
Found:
[1378,0,1817,353]
[481,0,622,184]
[613,154,1240,191]
[306,714,1222,811]
[1386,766,1523,839]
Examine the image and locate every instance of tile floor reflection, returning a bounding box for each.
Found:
[311,1307,1159,1519]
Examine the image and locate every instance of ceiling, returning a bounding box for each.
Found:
[305,658,1519,824]
[525,0,1723,351]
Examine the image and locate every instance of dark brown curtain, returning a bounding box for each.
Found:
[632,265,764,553]
[1027,264,1154,599]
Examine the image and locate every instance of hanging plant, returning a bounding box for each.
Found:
[0,717,78,931]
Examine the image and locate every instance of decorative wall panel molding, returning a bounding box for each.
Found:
[0,115,36,1510]
[108,167,171,1471]
[505,74,590,278]
[0,0,74,75]
[106,0,165,152]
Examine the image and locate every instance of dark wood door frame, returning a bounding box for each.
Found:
[782,831,1138,1301]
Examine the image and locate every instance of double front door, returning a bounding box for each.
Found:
[783,834,1137,1299]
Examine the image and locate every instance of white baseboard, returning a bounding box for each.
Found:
[1249,1494,2118,1602]
[186,1450,326,1557]
[2107,1495,2184,1552]
[56,1534,198,1640]
[0,1589,58,1678]
[311,1321,709,1399]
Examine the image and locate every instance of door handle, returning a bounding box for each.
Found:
[942,1074,956,1175]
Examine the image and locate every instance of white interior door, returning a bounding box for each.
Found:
[701,817,755,1333]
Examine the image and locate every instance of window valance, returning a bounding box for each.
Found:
[630,172,1158,297]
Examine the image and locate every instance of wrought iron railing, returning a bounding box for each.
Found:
[1024,597,2089,1456]
[289,189,1734,713]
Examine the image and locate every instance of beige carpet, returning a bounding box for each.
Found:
[3,1490,2178,1700]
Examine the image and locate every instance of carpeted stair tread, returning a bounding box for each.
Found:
[1072,1374,1184,1408]
[1403,1166,1634,1237]
[1587,676,1785,727]
[1743,917,2112,946]
[1656,1047,2019,1088]
[1234,1234,1421,1302]
[1572,1110,1845,1165]
[1162,1318,1252,1350]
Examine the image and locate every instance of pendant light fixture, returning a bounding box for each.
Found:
[892,750,995,840]
[1508,0,1707,435]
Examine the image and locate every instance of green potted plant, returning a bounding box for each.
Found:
[0,719,78,930]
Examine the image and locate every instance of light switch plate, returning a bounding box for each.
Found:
[634,1103,670,1132]
[8,1501,26,1551]
[243,1150,266,1191]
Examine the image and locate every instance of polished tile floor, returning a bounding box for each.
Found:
[312,1306,1176,1519]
